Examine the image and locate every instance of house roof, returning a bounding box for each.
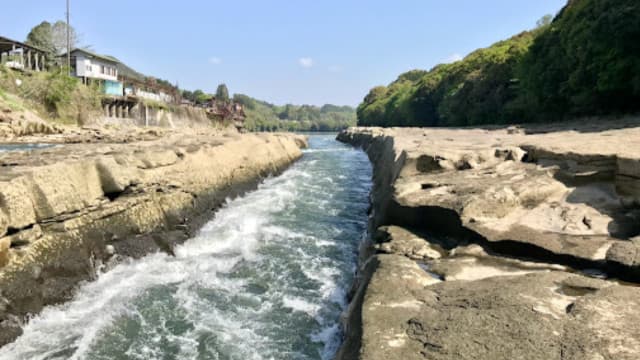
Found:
[0,35,48,54]
[63,48,120,64]
[106,56,146,82]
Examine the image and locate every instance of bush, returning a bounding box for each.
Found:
[0,67,102,124]
[234,93,357,132]
[43,68,78,115]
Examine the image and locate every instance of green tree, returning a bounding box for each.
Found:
[357,0,640,128]
[216,83,230,102]
[26,21,55,55]
[51,20,78,55]
[191,89,211,105]
[182,90,194,102]
[536,14,553,28]
[25,20,79,68]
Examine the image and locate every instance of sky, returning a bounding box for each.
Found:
[1,0,567,106]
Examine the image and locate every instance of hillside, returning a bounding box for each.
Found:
[233,94,357,131]
[358,0,640,127]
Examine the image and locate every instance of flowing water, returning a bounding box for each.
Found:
[0,135,371,360]
[0,144,54,153]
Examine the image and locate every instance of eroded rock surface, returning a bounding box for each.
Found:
[338,125,640,269]
[336,123,640,360]
[0,129,307,346]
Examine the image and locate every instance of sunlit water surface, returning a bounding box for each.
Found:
[0,143,54,153]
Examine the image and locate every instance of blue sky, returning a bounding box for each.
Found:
[2,0,567,106]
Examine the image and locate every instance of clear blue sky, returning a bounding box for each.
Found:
[2,0,567,106]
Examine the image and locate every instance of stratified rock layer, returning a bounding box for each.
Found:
[0,129,306,346]
[336,123,640,360]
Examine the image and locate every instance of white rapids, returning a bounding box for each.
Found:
[0,134,372,360]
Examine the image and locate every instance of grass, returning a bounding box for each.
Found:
[0,88,26,112]
[0,67,103,125]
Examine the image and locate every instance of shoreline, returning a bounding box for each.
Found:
[0,129,307,346]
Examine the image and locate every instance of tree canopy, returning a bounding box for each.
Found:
[233,94,357,132]
[216,84,230,102]
[357,0,640,127]
[26,20,78,57]
[26,21,56,54]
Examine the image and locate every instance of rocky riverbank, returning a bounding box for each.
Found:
[0,127,307,346]
[336,121,640,360]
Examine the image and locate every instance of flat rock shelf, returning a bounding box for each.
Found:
[336,125,640,360]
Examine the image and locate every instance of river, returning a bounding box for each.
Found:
[0,135,371,360]
[0,144,54,153]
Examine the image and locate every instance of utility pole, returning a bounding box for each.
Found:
[66,0,71,75]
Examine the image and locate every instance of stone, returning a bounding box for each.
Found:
[337,123,640,359]
[95,157,141,195]
[375,226,444,260]
[0,238,9,268]
[353,250,640,360]
[606,237,640,267]
[339,126,640,267]
[0,178,37,232]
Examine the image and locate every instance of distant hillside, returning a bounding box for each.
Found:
[358,0,640,127]
[233,94,356,131]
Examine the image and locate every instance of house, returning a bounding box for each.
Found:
[180,98,194,106]
[206,99,246,131]
[64,48,123,96]
[112,59,178,104]
[0,35,47,71]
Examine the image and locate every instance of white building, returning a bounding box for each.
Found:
[135,89,175,103]
[66,48,122,96]
[68,48,119,82]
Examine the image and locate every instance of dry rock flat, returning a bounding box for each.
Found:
[336,120,640,360]
[0,127,306,345]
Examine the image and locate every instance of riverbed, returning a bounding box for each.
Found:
[0,135,371,360]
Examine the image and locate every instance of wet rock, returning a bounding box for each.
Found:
[1,224,42,249]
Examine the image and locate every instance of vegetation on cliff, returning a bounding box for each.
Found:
[357,0,640,127]
[0,66,102,124]
[233,94,357,131]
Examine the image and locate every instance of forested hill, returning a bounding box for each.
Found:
[232,94,356,131]
[358,0,640,127]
